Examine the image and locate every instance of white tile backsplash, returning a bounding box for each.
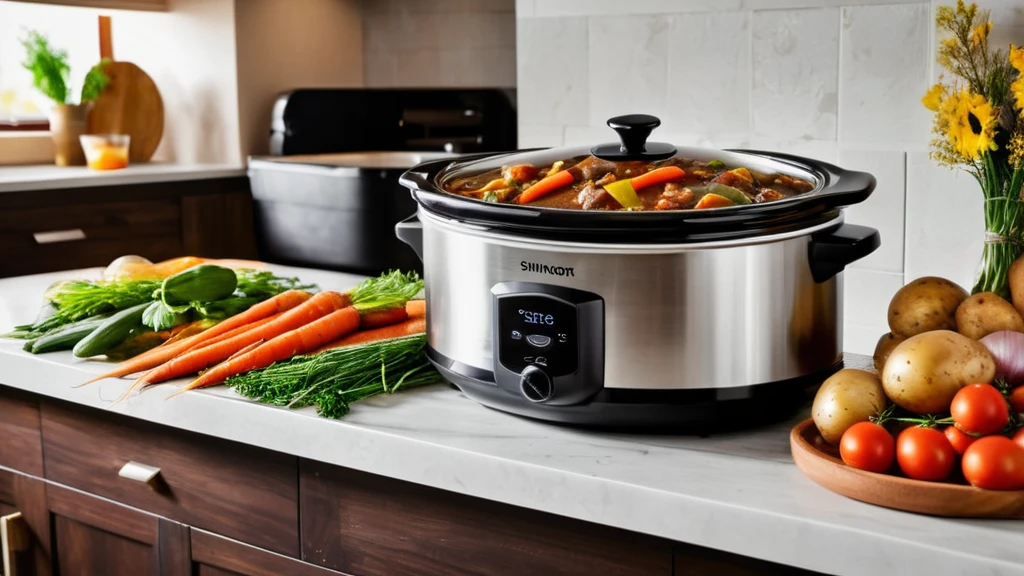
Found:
[516,17,590,126]
[752,8,839,141]
[837,4,931,146]
[587,15,671,126]
[664,11,751,137]
[904,151,985,292]
[843,269,905,355]
[839,150,906,274]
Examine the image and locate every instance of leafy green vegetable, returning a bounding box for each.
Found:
[21,31,70,105]
[10,279,160,339]
[226,334,442,419]
[707,159,726,170]
[80,59,111,103]
[235,269,317,298]
[348,270,422,312]
[143,301,187,331]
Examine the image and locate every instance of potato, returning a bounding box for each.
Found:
[1008,254,1024,319]
[882,330,996,414]
[873,332,906,373]
[955,292,1024,339]
[812,369,888,445]
[887,276,969,337]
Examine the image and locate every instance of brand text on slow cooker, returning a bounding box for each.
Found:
[520,261,575,277]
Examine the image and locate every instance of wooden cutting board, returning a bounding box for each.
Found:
[85,16,164,162]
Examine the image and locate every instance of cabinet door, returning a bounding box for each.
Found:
[46,483,189,576]
[0,469,49,576]
[190,529,348,576]
[300,461,673,576]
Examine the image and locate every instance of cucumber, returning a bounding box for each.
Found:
[73,303,150,358]
[160,264,237,306]
[29,316,110,354]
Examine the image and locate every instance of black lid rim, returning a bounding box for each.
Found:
[398,148,876,244]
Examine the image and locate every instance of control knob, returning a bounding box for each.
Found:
[519,365,553,403]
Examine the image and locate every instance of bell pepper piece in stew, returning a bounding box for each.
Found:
[443,155,814,211]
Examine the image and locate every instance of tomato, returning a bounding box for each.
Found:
[896,427,956,481]
[962,436,1024,490]
[944,426,978,456]
[950,383,1009,436]
[1013,428,1024,451]
[1009,387,1024,415]
[840,422,895,473]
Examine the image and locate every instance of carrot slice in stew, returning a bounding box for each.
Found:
[693,193,735,209]
[629,166,686,191]
[516,170,575,204]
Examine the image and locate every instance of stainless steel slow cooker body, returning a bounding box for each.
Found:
[396,116,879,429]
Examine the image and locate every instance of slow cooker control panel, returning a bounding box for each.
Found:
[491,282,604,405]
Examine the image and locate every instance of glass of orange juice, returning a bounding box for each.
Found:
[80,134,130,170]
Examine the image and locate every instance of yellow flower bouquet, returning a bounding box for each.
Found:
[924,1,1024,297]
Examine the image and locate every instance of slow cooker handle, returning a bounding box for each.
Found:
[395,214,424,262]
[808,224,880,283]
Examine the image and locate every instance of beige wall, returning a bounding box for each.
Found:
[234,0,364,157]
[361,0,515,88]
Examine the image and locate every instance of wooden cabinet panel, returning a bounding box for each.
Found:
[0,177,256,278]
[673,543,822,575]
[191,529,348,576]
[0,469,50,576]
[182,193,258,259]
[299,460,672,576]
[0,388,43,476]
[40,400,299,556]
[47,482,190,576]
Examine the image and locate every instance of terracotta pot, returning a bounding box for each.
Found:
[48,104,91,166]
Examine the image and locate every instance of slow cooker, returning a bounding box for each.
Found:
[396,115,879,430]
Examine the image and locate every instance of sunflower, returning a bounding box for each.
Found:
[1011,45,1024,114]
[941,89,998,160]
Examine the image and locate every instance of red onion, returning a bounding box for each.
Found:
[980,331,1024,386]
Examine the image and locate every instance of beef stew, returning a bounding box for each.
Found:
[442,155,816,211]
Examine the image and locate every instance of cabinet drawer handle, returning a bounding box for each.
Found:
[1,511,30,576]
[119,461,163,488]
[33,229,87,244]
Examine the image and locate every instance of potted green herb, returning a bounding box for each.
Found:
[21,30,110,166]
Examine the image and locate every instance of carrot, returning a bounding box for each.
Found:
[693,193,734,210]
[516,170,574,204]
[185,312,283,353]
[133,290,349,388]
[629,166,685,191]
[315,316,426,353]
[79,290,313,387]
[405,299,425,319]
[174,306,362,393]
[359,306,409,329]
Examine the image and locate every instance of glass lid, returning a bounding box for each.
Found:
[399,114,876,243]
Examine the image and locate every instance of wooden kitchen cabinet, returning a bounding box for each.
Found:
[189,529,348,576]
[39,399,300,557]
[0,177,257,278]
[299,460,674,576]
[0,469,49,576]
[46,482,190,576]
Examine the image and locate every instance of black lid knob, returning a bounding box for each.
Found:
[591,114,677,161]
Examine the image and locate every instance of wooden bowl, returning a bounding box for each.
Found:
[790,418,1024,518]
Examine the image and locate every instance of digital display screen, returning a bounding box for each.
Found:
[520,309,555,326]
[497,295,577,377]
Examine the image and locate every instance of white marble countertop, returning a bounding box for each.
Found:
[1,267,1022,576]
[0,163,246,193]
